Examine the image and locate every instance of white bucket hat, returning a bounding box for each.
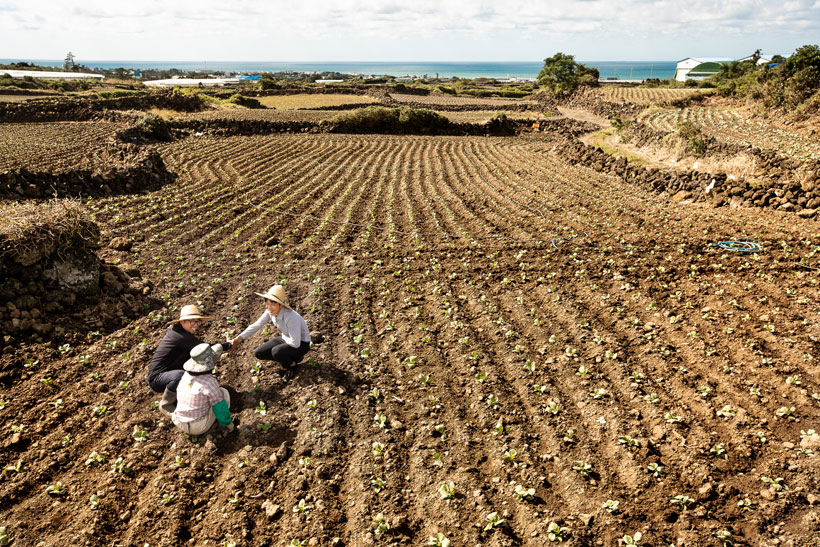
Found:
[168,304,213,325]
[183,343,225,373]
[254,285,291,310]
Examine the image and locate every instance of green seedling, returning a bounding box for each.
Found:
[171,455,187,468]
[495,421,508,435]
[432,452,443,467]
[293,498,312,513]
[48,398,63,408]
[307,399,317,409]
[373,512,390,534]
[132,429,148,442]
[158,493,174,506]
[433,424,445,436]
[89,494,101,510]
[438,481,456,499]
[418,374,434,386]
[775,406,795,418]
[238,457,250,469]
[664,412,682,423]
[573,461,592,477]
[111,457,131,474]
[619,435,639,448]
[525,360,536,373]
[647,462,663,477]
[371,476,386,492]
[45,481,67,496]
[475,371,488,382]
[761,476,786,491]
[373,413,387,428]
[546,400,560,415]
[369,388,381,402]
[737,497,756,511]
[715,530,734,546]
[406,355,419,368]
[41,377,53,385]
[298,456,310,468]
[532,384,548,394]
[0,400,6,410]
[228,491,241,505]
[486,394,499,410]
[547,522,566,542]
[250,362,261,374]
[484,511,508,531]
[10,424,25,433]
[427,533,450,547]
[85,451,105,466]
[5,461,24,473]
[710,444,727,459]
[670,494,694,511]
[622,532,642,545]
[61,434,74,447]
[603,499,619,513]
[514,484,535,502]
[257,423,272,432]
[93,405,109,416]
[643,392,659,404]
[372,441,386,456]
[254,401,268,415]
[716,405,735,418]
[0,527,8,546]
[24,358,40,369]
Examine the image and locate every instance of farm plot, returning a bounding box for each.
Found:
[389,92,535,108]
[640,107,820,160]
[0,121,123,172]
[3,132,820,546]
[600,87,713,105]
[176,108,343,123]
[255,94,379,110]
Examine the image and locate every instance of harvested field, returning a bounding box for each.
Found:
[0,121,124,172]
[640,107,820,161]
[256,94,379,110]
[176,108,343,123]
[3,127,820,547]
[389,92,535,108]
[599,87,714,105]
[0,94,60,103]
[441,110,556,124]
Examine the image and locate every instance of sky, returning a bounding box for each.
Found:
[1,0,818,62]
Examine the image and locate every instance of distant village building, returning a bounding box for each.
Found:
[143,78,240,88]
[674,54,778,82]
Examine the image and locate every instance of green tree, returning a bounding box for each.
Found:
[63,52,76,71]
[537,52,599,96]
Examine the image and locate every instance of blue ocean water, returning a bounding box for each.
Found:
[1,59,677,81]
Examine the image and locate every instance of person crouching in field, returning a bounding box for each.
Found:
[172,342,235,436]
[147,305,214,416]
[231,285,310,380]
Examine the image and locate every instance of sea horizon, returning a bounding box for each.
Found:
[1,59,678,80]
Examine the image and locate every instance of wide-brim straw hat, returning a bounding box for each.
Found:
[183,343,224,373]
[168,304,214,325]
[255,285,292,310]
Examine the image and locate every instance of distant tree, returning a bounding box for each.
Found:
[64,52,76,71]
[537,52,599,96]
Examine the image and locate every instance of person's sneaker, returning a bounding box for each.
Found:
[282,368,296,381]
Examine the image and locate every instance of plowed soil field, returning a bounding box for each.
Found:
[3,132,820,547]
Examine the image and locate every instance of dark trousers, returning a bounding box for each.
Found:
[147,369,185,393]
[253,337,310,367]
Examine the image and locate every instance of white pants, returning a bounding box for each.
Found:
[174,388,230,436]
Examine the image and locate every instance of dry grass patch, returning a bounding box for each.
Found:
[0,199,99,264]
[257,94,377,109]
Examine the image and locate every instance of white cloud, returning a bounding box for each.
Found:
[0,0,818,61]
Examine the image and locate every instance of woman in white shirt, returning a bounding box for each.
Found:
[231,285,311,380]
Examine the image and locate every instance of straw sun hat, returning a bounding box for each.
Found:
[255,285,291,310]
[168,304,214,325]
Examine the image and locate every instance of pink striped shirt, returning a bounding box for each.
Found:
[173,372,225,423]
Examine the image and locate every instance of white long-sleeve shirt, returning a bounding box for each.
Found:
[239,308,310,348]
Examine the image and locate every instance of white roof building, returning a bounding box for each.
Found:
[0,69,103,80]
[143,78,240,88]
[675,54,781,82]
